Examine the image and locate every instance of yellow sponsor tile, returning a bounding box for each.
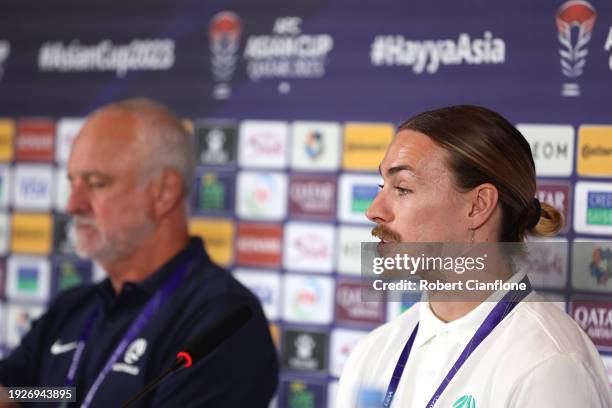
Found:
[342,123,394,170]
[189,218,234,266]
[182,119,194,136]
[0,119,15,162]
[11,213,52,255]
[578,126,612,177]
[269,323,281,350]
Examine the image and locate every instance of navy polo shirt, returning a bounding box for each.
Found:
[0,238,279,407]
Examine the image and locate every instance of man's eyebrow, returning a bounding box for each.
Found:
[379,164,417,177]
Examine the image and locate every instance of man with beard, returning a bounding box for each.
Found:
[0,98,278,407]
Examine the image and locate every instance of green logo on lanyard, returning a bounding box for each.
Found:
[452,395,476,408]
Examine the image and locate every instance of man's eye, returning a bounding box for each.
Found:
[395,187,411,196]
[87,179,108,189]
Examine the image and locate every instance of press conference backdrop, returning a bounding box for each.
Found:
[0,0,611,406]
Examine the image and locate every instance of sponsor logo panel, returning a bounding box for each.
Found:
[0,166,10,209]
[191,170,235,216]
[290,121,341,172]
[335,280,385,326]
[16,119,55,162]
[338,174,381,224]
[572,239,612,293]
[6,255,50,302]
[235,223,282,268]
[238,121,289,169]
[342,123,393,171]
[11,213,52,255]
[0,213,9,255]
[283,222,335,273]
[281,328,328,373]
[577,126,612,177]
[54,167,70,212]
[337,225,378,276]
[288,175,336,220]
[519,237,568,289]
[278,379,326,408]
[194,121,237,166]
[188,218,234,266]
[233,269,281,321]
[55,118,84,163]
[570,300,612,351]
[53,213,77,255]
[51,256,92,296]
[536,180,571,234]
[329,328,368,377]
[5,304,44,348]
[282,274,334,324]
[236,171,288,220]
[517,124,574,177]
[12,164,54,210]
[0,119,14,162]
[574,182,612,235]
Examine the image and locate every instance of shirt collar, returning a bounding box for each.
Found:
[414,271,528,348]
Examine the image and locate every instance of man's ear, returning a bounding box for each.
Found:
[467,183,499,230]
[150,169,184,218]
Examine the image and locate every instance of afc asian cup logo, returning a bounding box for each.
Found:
[556,0,597,97]
[209,11,242,100]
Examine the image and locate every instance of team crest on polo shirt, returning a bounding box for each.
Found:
[452,394,476,408]
[111,338,147,376]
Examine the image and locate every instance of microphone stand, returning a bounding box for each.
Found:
[120,357,186,408]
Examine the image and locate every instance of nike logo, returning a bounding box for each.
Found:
[50,340,78,355]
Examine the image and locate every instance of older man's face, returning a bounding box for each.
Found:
[66,110,155,262]
[367,129,471,243]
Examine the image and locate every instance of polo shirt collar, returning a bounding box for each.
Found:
[414,271,527,348]
[96,237,207,304]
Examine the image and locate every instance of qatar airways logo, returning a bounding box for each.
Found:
[556,1,597,96]
[572,301,612,350]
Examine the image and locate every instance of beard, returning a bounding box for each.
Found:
[71,213,155,263]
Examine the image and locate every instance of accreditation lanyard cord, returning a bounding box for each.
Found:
[382,275,532,408]
[62,253,199,408]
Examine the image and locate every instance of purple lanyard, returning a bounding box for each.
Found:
[383,275,532,408]
[63,253,198,408]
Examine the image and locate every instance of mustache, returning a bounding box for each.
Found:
[71,216,98,228]
[371,225,402,242]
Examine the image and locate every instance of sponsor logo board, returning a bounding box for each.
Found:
[574,182,612,235]
[236,171,288,220]
[290,121,341,171]
[282,274,334,324]
[236,223,282,268]
[283,222,335,273]
[518,124,574,177]
[188,218,234,266]
[342,123,393,171]
[194,121,237,166]
[281,328,328,373]
[233,269,281,321]
[288,175,336,220]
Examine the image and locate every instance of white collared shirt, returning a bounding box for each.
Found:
[337,287,612,407]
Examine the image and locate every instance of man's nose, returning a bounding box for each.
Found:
[65,183,91,215]
[366,189,392,224]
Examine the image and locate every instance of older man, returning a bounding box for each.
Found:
[0,98,278,407]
